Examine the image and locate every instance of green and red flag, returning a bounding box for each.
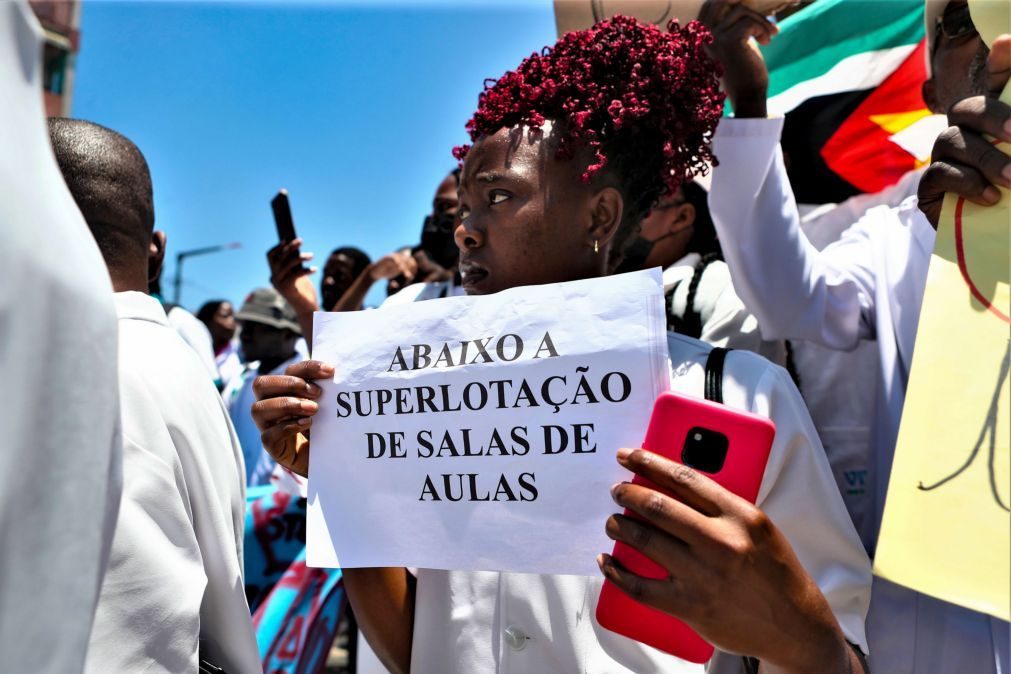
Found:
[760,0,945,204]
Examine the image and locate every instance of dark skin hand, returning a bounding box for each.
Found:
[253,124,860,672]
[918,35,1011,228]
[267,238,318,339]
[250,359,414,674]
[699,0,777,118]
[599,449,864,674]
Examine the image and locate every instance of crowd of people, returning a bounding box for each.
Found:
[3,0,1009,672]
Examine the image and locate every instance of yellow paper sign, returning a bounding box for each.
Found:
[874,0,1011,621]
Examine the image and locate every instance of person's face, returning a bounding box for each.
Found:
[455,123,617,295]
[320,253,357,310]
[208,302,236,343]
[239,320,296,362]
[925,0,989,113]
[420,172,462,269]
[433,173,459,218]
[634,190,697,269]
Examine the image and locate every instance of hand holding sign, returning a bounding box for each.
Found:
[599,449,860,674]
[251,359,334,478]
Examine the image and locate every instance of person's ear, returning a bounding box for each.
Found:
[587,186,624,249]
[669,202,696,233]
[922,78,942,114]
[149,230,167,286]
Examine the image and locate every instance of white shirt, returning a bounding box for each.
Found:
[662,256,786,366]
[0,3,122,671]
[790,169,922,551]
[708,116,1009,674]
[167,304,221,384]
[86,292,259,673]
[216,340,245,391]
[381,279,465,307]
[410,332,871,674]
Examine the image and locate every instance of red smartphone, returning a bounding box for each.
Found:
[596,390,775,663]
[271,189,297,243]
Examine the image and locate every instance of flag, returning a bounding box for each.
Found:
[760,0,946,204]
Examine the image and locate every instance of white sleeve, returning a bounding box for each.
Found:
[709,118,878,350]
[750,360,871,653]
[168,308,221,382]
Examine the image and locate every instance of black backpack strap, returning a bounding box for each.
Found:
[664,281,683,333]
[704,347,731,404]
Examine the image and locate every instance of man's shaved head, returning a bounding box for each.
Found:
[48,118,155,275]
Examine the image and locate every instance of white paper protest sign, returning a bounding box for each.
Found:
[306,269,669,576]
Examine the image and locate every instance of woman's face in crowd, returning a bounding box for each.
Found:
[454,123,602,295]
[209,302,236,343]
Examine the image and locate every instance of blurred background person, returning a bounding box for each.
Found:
[321,246,372,311]
[383,169,465,306]
[614,179,787,366]
[224,288,303,486]
[0,4,122,670]
[198,299,243,390]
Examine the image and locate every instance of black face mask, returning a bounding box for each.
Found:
[615,235,657,274]
[420,210,459,270]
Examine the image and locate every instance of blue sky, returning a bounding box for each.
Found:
[73,0,556,311]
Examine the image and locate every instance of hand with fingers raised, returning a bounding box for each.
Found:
[598,448,865,674]
[251,359,334,478]
[919,35,1011,228]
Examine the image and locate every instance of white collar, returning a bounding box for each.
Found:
[114,291,170,326]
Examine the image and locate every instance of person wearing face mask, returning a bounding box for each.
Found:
[701,0,1011,670]
[617,180,785,366]
[248,15,874,674]
[383,169,468,306]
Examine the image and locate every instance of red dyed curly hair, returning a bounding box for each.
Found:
[455,15,724,265]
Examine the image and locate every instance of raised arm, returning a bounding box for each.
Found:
[701,0,878,351]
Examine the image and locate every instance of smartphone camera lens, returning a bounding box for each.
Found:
[681,427,729,474]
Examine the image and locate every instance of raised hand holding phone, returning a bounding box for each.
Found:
[266,189,318,337]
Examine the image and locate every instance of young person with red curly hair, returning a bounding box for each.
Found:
[250,15,871,674]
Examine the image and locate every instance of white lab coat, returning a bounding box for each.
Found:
[791,168,923,551]
[381,279,465,306]
[0,3,122,671]
[410,332,871,674]
[86,292,260,673]
[708,116,1009,674]
[662,255,786,366]
[167,304,221,384]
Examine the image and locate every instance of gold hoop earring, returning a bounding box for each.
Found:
[593,240,599,254]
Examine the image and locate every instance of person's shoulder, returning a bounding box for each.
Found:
[118,312,218,393]
[381,281,452,307]
[666,331,791,399]
[167,305,212,341]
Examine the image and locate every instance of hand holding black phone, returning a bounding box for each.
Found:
[271,189,297,242]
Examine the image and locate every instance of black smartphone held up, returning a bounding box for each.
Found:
[271,189,297,243]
